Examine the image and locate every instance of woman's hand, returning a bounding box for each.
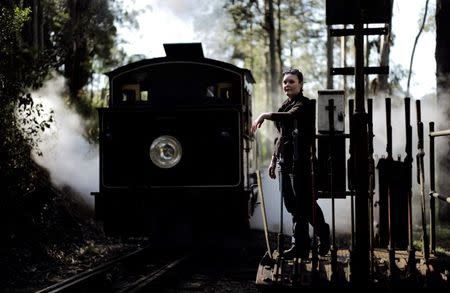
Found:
[251,113,269,134]
[268,155,277,179]
[268,162,277,179]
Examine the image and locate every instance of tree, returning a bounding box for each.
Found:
[0,0,134,203]
[58,0,122,99]
[224,0,324,163]
[0,0,138,248]
[264,0,279,97]
[377,4,393,93]
[0,2,44,236]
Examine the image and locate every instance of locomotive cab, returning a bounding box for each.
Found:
[94,43,257,246]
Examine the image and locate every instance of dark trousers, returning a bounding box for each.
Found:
[278,161,327,249]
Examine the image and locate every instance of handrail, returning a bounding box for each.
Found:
[429,129,450,137]
[429,192,450,204]
[428,122,450,254]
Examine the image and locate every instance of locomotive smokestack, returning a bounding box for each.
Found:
[163,42,204,59]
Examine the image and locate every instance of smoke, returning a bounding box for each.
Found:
[153,0,199,20]
[30,75,98,209]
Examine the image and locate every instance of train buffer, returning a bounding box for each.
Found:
[255,248,450,289]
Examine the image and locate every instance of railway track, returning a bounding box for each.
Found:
[36,246,190,293]
[33,230,277,292]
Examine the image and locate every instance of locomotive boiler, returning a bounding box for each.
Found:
[93,43,257,246]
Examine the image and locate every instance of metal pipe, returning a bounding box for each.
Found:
[349,99,355,250]
[429,192,450,203]
[404,97,415,276]
[416,99,429,261]
[405,98,412,160]
[348,99,356,282]
[387,183,396,280]
[384,97,396,279]
[416,99,422,125]
[310,100,319,275]
[353,0,370,283]
[327,99,338,278]
[385,98,392,159]
[367,98,375,280]
[429,122,436,254]
[429,129,450,137]
[256,170,272,258]
[275,168,284,281]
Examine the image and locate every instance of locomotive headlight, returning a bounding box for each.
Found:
[149,135,182,168]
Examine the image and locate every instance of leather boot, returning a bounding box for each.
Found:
[283,244,310,259]
[318,223,330,256]
[282,244,298,259]
[283,238,310,259]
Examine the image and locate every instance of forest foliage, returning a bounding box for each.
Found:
[0,0,135,234]
[221,0,326,162]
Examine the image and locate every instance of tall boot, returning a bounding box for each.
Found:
[283,219,298,259]
[283,219,310,259]
[318,223,330,256]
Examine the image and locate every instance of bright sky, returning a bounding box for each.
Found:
[118,0,436,99]
[118,0,200,57]
[391,0,436,98]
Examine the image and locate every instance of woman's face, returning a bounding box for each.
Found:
[282,73,302,98]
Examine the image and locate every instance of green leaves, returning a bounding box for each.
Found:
[15,96,55,155]
[0,6,31,47]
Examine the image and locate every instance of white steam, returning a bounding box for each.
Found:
[31,75,98,209]
[153,0,198,19]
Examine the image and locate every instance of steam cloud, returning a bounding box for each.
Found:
[154,0,198,19]
[31,75,98,209]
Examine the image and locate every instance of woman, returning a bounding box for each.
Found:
[251,68,330,258]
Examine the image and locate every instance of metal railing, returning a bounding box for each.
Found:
[428,122,450,254]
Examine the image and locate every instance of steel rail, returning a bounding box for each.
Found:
[117,254,190,293]
[36,246,150,293]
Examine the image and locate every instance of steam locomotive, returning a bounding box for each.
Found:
[93,43,257,245]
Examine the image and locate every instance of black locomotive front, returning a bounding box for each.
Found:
[94,43,256,244]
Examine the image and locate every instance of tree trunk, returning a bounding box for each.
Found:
[340,29,347,92]
[378,5,393,94]
[276,0,283,106]
[377,32,391,92]
[265,0,278,105]
[436,0,450,221]
[65,0,90,100]
[32,0,39,48]
[276,0,283,77]
[264,50,271,111]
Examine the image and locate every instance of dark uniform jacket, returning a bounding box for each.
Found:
[270,93,314,173]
